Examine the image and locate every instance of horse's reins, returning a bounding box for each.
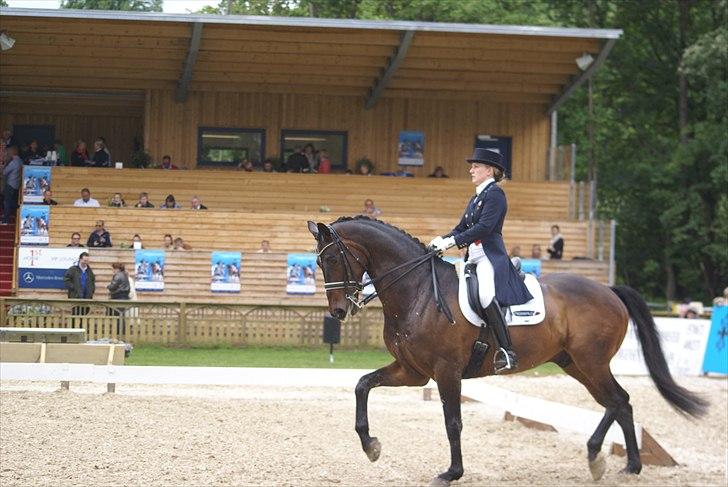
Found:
[318,224,455,324]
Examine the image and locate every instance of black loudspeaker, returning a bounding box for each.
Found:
[323,315,341,344]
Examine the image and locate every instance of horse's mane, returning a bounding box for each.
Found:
[332,215,428,252]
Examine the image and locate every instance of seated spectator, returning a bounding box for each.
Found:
[317,149,331,174]
[428,166,449,178]
[160,155,178,170]
[67,232,85,247]
[134,192,154,208]
[190,196,207,210]
[163,234,174,250]
[70,140,90,167]
[509,246,522,258]
[303,144,317,173]
[362,198,382,217]
[53,139,68,166]
[531,244,542,260]
[91,139,110,168]
[173,237,191,250]
[74,188,100,207]
[238,159,254,172]
[160,194,180,209]
[109,193,126,208]
[98,136,112,161]
[257,240,271,253]
[42,190,58,205]
[2,129,18,148]
[684,308,699,319]
[22,139,44,163]
[285,146,308,173]
[261,159,275,173]
[129,234,144,249]
[547,225,564,260]
[357,159,374,176]
[87,220,112,248]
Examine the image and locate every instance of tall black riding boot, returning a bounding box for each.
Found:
[484,300,518,374]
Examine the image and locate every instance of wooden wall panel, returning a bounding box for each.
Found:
[145,89,550,181]
[0,96,143,164]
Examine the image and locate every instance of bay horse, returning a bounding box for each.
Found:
[307,217,707,486]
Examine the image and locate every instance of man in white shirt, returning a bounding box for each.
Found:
[74,188,100,207]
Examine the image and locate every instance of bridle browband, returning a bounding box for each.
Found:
[317,223,455,323]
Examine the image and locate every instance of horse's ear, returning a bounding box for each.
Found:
[307,221,319,239]
[316,222,332,240]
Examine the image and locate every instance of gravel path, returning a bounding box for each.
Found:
[1,374,725,486]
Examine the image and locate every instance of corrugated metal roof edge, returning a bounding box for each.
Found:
[0,7,622,40]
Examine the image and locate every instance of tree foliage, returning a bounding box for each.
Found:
[61,0,162,11]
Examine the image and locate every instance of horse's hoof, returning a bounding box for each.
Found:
[589,452,607,481]
[429,476,451,487]
[618,464,641,475]
[365,437,381,462]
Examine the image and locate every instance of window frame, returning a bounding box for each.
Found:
[279,129,348,170]
[197,126,266,168]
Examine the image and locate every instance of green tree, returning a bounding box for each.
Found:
[61,0,163,11]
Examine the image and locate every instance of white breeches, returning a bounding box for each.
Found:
[459,243,495,308]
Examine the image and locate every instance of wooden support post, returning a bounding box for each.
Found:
[504,411,558,432]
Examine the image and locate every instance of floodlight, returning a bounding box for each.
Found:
[0,33,15,51]
[576,53,595,71]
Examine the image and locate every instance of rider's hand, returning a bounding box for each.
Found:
[428,236,444,249]
[432,236,455,253]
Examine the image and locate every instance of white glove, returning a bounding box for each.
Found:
[429,236,444,249]
[432,236,456,253]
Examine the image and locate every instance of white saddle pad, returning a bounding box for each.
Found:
[457,268,546,327]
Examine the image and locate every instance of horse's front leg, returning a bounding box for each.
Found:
[432,369,464,487]
[355,361,427,462]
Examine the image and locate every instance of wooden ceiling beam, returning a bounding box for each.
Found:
[382,88,550,104]
[407,46,590,64]
[187,81,365,97]
[0,76,171,91]
[396,69,570,85]
[413,33,602,52]
[202,26,400,46]
[197,51,387,68]
[365,30,414,110]
[0,54,183,71]
[199,38,395,57]
[193,72,372,87]
[1,65,179,81]
[0,45,186,61]
[195,62,378,77]
[388,78,562,95]
[175,22,203,103]
[402,57,578,75]
[5,32,189,50]
[2,18,191,38]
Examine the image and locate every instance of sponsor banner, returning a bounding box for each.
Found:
[610,317,711,376]
[286,253,317,295]
[17,247,85,289]
[134,250,165,291]
[19,205,50,245]
[702,306,728,374]
[520,258,542,277]
[397,131,425,166]
[22,166,52,204]
[211,251,241,293]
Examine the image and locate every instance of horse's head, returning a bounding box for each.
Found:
[307,220,368,320]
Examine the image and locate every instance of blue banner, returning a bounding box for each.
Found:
[22,166,52,204]
[286,253,317,294]
[211,251,241,293]
[702,306,728,374]
[520,258,542,277]
[134,250,165,291]
[19,205,50,245]
[17,247,84,289]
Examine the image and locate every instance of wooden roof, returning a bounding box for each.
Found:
[0,8,621,109]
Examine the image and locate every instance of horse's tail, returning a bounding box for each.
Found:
[610,285,708,418]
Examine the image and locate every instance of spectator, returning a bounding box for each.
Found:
[509,246,522,258]
[163,234,174,250]
[87,220,112,248]
[160,194,180,209]
[257,239,271,253]
[303,144,317,172]
[67,232,85,247]
[160,155,178,170]
[684,308,699,319]
[190,196,207,210]
[285,146,308,173]
[134,192,154,208]
[97,136,112,160]
[131,234,143,249]
[22,139,44,163]
[1,129,18,148]
[428,166,449,178]
[74,188,100,207]
[713,287,728,307]
[70,140,90,167]
[53,139,68,166]
[42,189,58,205]
[63,251,95,300]
[109,193,126,208]
[173,237,191,250]
[90,139,110,167]
[261,159,275,173]
[2,146,23,224]
[362,198,382,217]
[238,159,254,172]
[317,149,331,174]
[547,225,564,260]
[531,244,542,260]
[107,263,131,300]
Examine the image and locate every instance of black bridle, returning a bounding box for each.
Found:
[317,224,455,323]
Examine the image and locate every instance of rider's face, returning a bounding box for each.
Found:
[469,163,492,186]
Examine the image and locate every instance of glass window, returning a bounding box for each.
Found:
[198,127,265,167]
[280,130,347,170]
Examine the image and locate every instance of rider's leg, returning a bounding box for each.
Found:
[484,299,518,373]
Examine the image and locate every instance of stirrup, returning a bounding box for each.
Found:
[494,348,518,374]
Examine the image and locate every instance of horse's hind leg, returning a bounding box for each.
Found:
[355,361,427,462]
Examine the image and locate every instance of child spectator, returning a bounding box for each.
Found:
[67,232,85,247]
[531,244,542,260]
[160,155,178,170]
[362,198,382,217]
[163,234,174,250]
[134,192,154,208]
[87,220,112,247]
[428,166,449,178]
[261,159,275,173]
[190,196,207,210]
[74,188,100,207]
[257,240,271,253]
[238,160,254,172]
[42,190,58,205]
[173,237,191,250]
[160,194,180,209]
[109,193,126,207]
[547,225,564,260]
[318,149,331,174]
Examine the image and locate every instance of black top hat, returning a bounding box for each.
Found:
[466,148,505,172]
